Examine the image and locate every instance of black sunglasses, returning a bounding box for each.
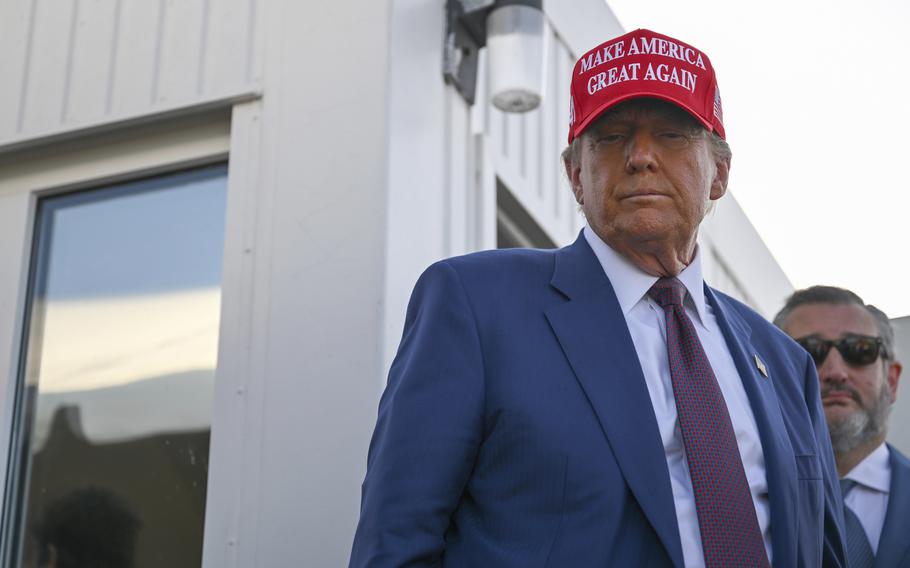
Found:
[795,334,887,367]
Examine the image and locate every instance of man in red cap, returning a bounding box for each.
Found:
[351,29,846,567]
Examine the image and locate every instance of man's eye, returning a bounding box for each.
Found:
[658,131,691,146]
[597,134,625,144]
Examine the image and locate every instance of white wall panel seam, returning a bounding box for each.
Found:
[59,0,81,124]
[554,36,565,221]
[105,0,124,115]
[442,88,453,258]
[151,0,167,104]
[519,112,527,181]
[540,26,552,214]
[245,0,259,84]
[109,0,159,118]
[67,0,120,130]
[197,0,212,95]
[158,0,207,104]
[201,101,269,568]
[15,0,40,134]
[465,130,476,252]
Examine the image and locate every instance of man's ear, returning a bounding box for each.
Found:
[710,154,730,201]
[563,154,584,205]
[888,361,902,402]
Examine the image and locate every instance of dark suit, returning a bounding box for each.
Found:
[350,233,846,567]
[876,445,910,567]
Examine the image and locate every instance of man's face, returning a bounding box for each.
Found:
[783,303,901,452]
[566,100,729,254]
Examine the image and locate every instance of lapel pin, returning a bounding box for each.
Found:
[754,354,768,378]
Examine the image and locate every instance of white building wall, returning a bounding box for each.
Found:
[201,3,394,566]
[700,194,794,319]
[382,1,481,386]
[888,316,910,456]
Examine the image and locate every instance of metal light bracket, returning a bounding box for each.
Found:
[443,0,495,106]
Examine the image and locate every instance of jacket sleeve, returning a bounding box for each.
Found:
[802,351,848,568]
[349,261,485,567]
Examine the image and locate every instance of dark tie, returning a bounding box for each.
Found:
[840,479,875,568]
[649,277,769,568]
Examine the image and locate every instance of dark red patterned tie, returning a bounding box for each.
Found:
[648,277,769,568]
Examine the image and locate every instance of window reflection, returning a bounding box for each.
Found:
[9,164,228,568]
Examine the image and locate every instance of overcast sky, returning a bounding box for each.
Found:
[604,0,910,318]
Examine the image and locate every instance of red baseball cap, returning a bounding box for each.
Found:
[567,28,725,143]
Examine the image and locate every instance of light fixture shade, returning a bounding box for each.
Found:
[486,4,544,113]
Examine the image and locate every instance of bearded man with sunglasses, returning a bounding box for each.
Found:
[775,285,909,567]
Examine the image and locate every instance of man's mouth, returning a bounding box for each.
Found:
[821,388,860,406]
[621,190,668,201]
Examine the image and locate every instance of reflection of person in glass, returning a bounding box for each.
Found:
[33,487,140,568]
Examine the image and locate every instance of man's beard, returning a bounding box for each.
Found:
[825,380,892,456]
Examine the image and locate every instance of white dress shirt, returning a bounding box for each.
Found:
[584,225,772,567]
[843,442,891,553]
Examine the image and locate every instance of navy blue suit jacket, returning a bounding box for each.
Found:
[876,445,910,567]
[351,234,846,567]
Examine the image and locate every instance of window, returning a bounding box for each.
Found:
[5,164,228,568]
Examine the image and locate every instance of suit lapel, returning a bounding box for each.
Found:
[545,235,685,567]
[704,287,798,568]
[876,446,910,567]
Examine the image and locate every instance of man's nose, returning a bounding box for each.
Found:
[818,348,850,384]
[625,131,659,173]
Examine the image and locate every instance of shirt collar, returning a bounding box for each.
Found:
[844,442,891,494]
[583,225,708,326]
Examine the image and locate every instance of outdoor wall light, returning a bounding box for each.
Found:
[443,0,544,113]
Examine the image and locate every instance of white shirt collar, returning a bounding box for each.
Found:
[583,225,708,327]
[844,442,891,494]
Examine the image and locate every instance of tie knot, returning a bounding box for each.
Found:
[840,478,858,497]
[648,277,687,308]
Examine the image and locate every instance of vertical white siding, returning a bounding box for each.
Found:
[0,0,260,146]
[156,0,208,104]
[66,0,120,124]
[204,0,260,92]
[700,240,756,308]
[200,1,395,564]
[700,194,794,318]
[444,88,471,257]
[19,0,77,133]
[0,0,32,135]
[112,0,163,115]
